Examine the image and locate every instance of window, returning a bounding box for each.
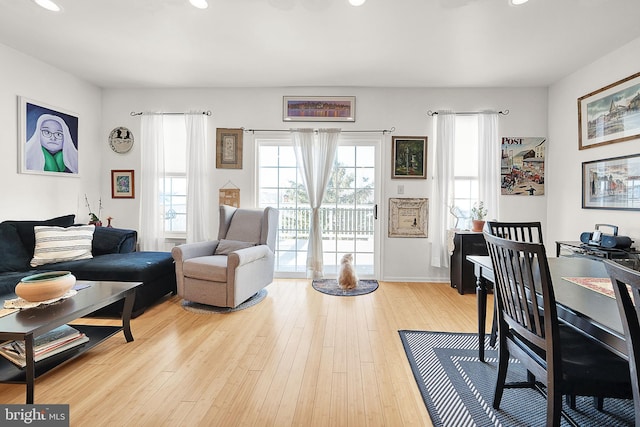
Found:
[452,115,479,230]
[161,116,187,235]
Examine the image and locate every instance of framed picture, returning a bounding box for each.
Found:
[18,96,79,176]
[111,170,135,199]
[388,198,429,238]
[582,154,640,210]
[500,137,546,196]
[216,128,243,169]
[392,136,427,179]
[578,71,640,150]
[283,96,355,122]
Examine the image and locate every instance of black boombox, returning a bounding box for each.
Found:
[580,224,633,250]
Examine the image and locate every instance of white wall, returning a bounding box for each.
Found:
[0,44,102,223]
[102,86,548,281]
[547,37,640,247]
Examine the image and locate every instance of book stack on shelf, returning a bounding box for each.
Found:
[0,325,89,368]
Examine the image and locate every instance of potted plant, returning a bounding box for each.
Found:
[470,201,487,232]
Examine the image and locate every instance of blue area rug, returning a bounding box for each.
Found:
[399,330,634,427]
[312,279,378,296]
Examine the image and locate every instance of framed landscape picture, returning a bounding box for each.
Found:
[18,96,79,176]
[111,170,135,199]
[582,154,640,210]
[578,71,640,150]
[392,136,427,179]
[283,96,355,122]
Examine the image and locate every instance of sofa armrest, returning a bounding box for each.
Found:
[92,227,137,255]
[171,241,219,263]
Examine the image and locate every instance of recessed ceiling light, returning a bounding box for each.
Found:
[509,0,529,5]
[349,0,366,6]
[189,0,209,9]
[34,0,61,12]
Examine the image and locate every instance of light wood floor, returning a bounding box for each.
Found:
[0,279,492,426]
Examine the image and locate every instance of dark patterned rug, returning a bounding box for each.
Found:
[399,330,634,427]
[181,289,267,314]
[312,279,378,296]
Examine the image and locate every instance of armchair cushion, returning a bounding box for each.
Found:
[214,239,256,255]
[183,256,228,282]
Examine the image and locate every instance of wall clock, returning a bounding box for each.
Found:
[108,127,134,153]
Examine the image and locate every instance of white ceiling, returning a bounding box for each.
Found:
[1,0,640,89]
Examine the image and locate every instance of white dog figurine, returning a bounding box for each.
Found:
[338,253,358,290]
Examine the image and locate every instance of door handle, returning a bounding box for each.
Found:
[374,204,378,220]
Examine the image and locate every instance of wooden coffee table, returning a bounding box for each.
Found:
[0,280,141,403]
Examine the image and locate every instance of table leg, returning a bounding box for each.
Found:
[25,334,35,404]
[121,290,136,343]
[477,275,487,362]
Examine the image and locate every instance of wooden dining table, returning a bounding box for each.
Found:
[467,255,626,362]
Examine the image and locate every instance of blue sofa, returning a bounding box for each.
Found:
[0,214,176,317]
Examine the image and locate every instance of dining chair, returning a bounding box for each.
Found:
[484,221,544,346]
[484,233,632,426]
[603,259,640,423]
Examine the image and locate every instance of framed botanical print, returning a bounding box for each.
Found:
[216,128,243,169]
[18,96,79,176]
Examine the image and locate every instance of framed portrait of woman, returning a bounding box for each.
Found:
[18,96,79,176]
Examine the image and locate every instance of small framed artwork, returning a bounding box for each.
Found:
[392,136,427,179]
[283,96,355,122]
[389,198,429,238]
[111,170,135,199]
[578,71,640,150]
[18,96,79,176]
[582,154,640,210]
[216,128,243,169]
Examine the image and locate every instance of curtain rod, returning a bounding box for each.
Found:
[130,111,212,116]
[242,126,395,134]
[426,110,509,116]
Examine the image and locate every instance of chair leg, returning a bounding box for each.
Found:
[565,394,576,409]
[493,341,509,409]
[547,385,562,427]
[594,396,603,411]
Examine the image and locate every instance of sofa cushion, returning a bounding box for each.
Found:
[92,227,137,255]
[46,251,175,283]
[0,223,31,272]
[2,214,75,258]
[30,225,95,267]
[214,239,256,255]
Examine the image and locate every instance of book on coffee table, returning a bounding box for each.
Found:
[0,325,89,368]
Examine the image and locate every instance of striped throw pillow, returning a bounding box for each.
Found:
[30,225,95,267]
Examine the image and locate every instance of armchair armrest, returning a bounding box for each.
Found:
[227,245,272,269]
[171,240,219,263]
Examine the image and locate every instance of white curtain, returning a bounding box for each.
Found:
[185,112,210,243]
[139,114,165,251]
[478,112,500,221]
[292,128,341,279]
[430,111,455,268]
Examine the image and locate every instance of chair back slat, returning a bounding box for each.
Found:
[603,260,640,422]
[487,221,544,244]
[484,233,557,354]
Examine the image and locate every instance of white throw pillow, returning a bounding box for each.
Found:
[30,225,95,267]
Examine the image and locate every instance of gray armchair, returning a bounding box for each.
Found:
[171,206,278,308]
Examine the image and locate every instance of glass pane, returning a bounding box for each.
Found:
[260,168,279,187]
[356,167,375,188]
[279,146,297,167]
[357,146,375,167]
[336,146,355,167]
[259,146,279,167]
